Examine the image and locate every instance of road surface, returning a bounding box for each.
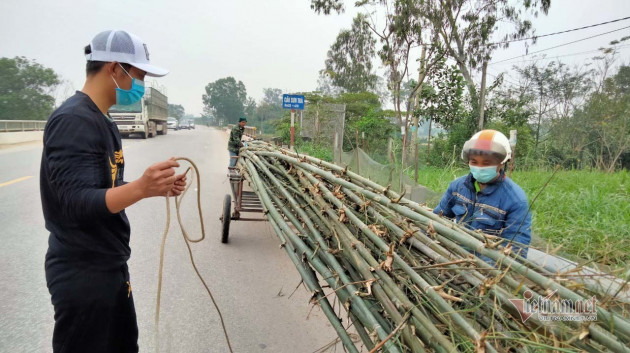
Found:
[0,126,351,353]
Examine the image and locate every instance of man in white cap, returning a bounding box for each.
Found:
[40,30,183,352]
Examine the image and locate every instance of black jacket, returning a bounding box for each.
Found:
[40,91,130,266]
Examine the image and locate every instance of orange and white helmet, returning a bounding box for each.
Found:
[461,129,512,164]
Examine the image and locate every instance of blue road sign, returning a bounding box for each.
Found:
[282,94,305,110]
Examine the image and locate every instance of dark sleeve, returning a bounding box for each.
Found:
[45,114,112,221]
[433,182,456,218]
[501,199,532,258]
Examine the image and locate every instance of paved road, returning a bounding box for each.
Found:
[0,126,346,353]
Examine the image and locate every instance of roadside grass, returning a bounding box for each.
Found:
[296,142,334,162]
[415,167,630,269]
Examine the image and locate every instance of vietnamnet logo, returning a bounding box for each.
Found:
[508,290,598,323]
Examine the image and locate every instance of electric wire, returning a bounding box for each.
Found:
[483,15,630,47]
[490,43,630,66]
[490,25,630,65]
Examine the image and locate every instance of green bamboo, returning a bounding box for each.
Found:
[295,166,496,353]
[243,159,401,353]
[266,214,361,353]
[238,146,630,352]
[245,152,397,334]
[293,173,427,352]
[264,186,396,336]
[261,151,630,342]
[255,146,550,272]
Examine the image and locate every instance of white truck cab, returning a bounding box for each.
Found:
[110,86,168,139]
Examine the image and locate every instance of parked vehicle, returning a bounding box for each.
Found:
[167,117,179,130]
[110,86,168,139]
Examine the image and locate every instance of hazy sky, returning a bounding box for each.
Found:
[1,0,629,116]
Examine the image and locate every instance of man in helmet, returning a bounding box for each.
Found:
[433,130,532,259]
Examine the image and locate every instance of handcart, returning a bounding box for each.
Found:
[219,166,266,243]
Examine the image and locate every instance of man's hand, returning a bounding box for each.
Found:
[106,158,187,214]
[138,158,181,198]
[168,173,187,197]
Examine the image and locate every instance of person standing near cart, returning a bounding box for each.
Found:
[228,116,247,167]
[40,30,187,353]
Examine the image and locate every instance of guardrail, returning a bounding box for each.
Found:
[0,120,47,132]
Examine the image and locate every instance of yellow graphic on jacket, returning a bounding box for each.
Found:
[114,150,124,164]
[109,149,124,188]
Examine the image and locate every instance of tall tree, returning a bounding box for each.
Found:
[257,88,284,134]
[202,77,247,124]
[316,0,451,169]
[310,0,344,14]
[336,91,381,123]
[324,14,379,93]
[428,0,551,130]
[316,72,342,96]
[514,61,561,152]
[415,62,465,153]
[313,0,552,132]
[582,66,630,172]
[168,103,185,119]
[245,97,256,118]
[262,88,283,106]
[0,56,60,120]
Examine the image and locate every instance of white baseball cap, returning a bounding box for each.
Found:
[85,30,169,77]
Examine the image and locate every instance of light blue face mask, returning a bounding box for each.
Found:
[469,165,498,183]
[111,64,145,105]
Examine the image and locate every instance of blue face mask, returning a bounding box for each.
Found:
[469,165,498,183]
[111,64,145,105]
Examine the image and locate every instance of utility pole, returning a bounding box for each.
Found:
[478,61,488,131]
[290,109,295,150]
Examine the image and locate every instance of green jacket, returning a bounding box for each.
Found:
[228,125,244,153]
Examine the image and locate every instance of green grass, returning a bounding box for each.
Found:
[295,142,334,162]
[414,167,630,268]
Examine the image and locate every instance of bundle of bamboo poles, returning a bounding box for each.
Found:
[237,141,630,353]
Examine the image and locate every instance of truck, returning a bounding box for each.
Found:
[109,85,168,139]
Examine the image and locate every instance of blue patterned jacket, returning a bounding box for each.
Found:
[433,171,532,258]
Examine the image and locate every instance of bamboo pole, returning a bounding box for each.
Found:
[236,143,630,352]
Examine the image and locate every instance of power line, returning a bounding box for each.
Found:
[490,25,630,65]
[486,71,521,88]
[490,43,630,66]
[486,45,630,88]
[484,15,630,47]
[485,44,630,89]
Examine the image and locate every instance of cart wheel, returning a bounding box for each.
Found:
[221,194,231,243]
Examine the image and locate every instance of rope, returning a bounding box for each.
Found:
[154,157,234,353]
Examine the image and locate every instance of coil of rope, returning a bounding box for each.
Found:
[154,157,234,353]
